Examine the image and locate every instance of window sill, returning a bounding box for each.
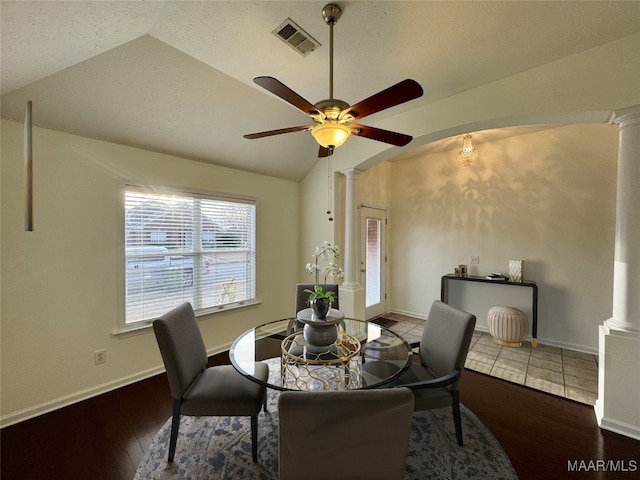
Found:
[112,299,262,338]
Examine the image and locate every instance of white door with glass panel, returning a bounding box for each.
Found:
[360,207,386,320]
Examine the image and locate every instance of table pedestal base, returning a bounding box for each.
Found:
[281,331,361,391]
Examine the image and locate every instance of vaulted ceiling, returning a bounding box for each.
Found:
[2,1,639,181]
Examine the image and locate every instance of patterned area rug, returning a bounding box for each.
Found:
[370,316,399,328]
[135,388,518,479]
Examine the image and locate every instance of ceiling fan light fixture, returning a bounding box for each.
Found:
[311,122,351,148]
[458,133,479,166]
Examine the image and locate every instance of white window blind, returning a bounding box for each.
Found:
[124,187,256,324]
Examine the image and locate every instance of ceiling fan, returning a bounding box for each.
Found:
[244,3,424,157]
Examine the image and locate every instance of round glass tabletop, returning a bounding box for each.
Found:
[230,317,412,391]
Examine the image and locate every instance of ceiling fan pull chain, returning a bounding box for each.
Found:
[327,155,334,221]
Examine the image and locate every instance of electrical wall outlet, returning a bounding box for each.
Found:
[94,349,106,365]
[469,255,480,265]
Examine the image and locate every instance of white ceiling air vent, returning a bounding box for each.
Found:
[272,18,321,56]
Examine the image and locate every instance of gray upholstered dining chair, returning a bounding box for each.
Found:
[278,388,414,480]
[152,302,268,462]
[382,300,476,446]
[295,283,339,314]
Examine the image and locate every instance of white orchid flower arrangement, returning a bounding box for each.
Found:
[305,241,344,300]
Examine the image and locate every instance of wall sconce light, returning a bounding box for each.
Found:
[458,133,478,166]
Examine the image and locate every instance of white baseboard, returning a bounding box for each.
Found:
[0,344,230,429]
[389,308,428,321]
[473,325,599,355]
[0,314,599,429]
[389,309,598,355]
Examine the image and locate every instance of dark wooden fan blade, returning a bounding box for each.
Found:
[244,125,312,139]
[341,79,423,121]
[318,145,334,158]
[254,76,324,118]
[351,124,413,146]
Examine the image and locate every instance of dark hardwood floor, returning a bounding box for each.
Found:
[2,353,638,480]
[461,371,638,480]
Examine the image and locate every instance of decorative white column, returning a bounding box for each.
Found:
[605,106,640,334]
[596,105,640,440]
[341,169,360,287]
[339,169,365,319]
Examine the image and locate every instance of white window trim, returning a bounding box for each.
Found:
[115,182,259,333]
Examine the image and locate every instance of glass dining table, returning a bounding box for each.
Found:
[230,315,413,391]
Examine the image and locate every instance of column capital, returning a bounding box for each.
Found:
[611,104,640,127]
[339,168,362,179]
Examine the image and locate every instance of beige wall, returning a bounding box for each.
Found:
[356,124,618,352]
[307,33,636,352]
[0,120,299,426]
[300,125,618,352]
[331,32,639,173]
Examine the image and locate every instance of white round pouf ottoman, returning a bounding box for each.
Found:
[486,306,529,347]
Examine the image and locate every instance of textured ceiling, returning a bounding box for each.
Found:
[2,1,639,181]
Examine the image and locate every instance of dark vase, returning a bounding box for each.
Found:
[310,298,331,319]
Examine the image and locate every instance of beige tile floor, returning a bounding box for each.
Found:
[381,312,599,406]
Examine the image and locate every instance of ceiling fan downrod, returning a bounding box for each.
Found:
[322,4,342,101]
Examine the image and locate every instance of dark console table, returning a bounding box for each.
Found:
[440,274,539,347]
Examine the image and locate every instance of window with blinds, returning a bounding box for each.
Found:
[124,187,256,324]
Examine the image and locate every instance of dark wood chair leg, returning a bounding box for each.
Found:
[168,400,181,462]
[452,390,463,446]
[250,415,258,462]
[263,392,268,412]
